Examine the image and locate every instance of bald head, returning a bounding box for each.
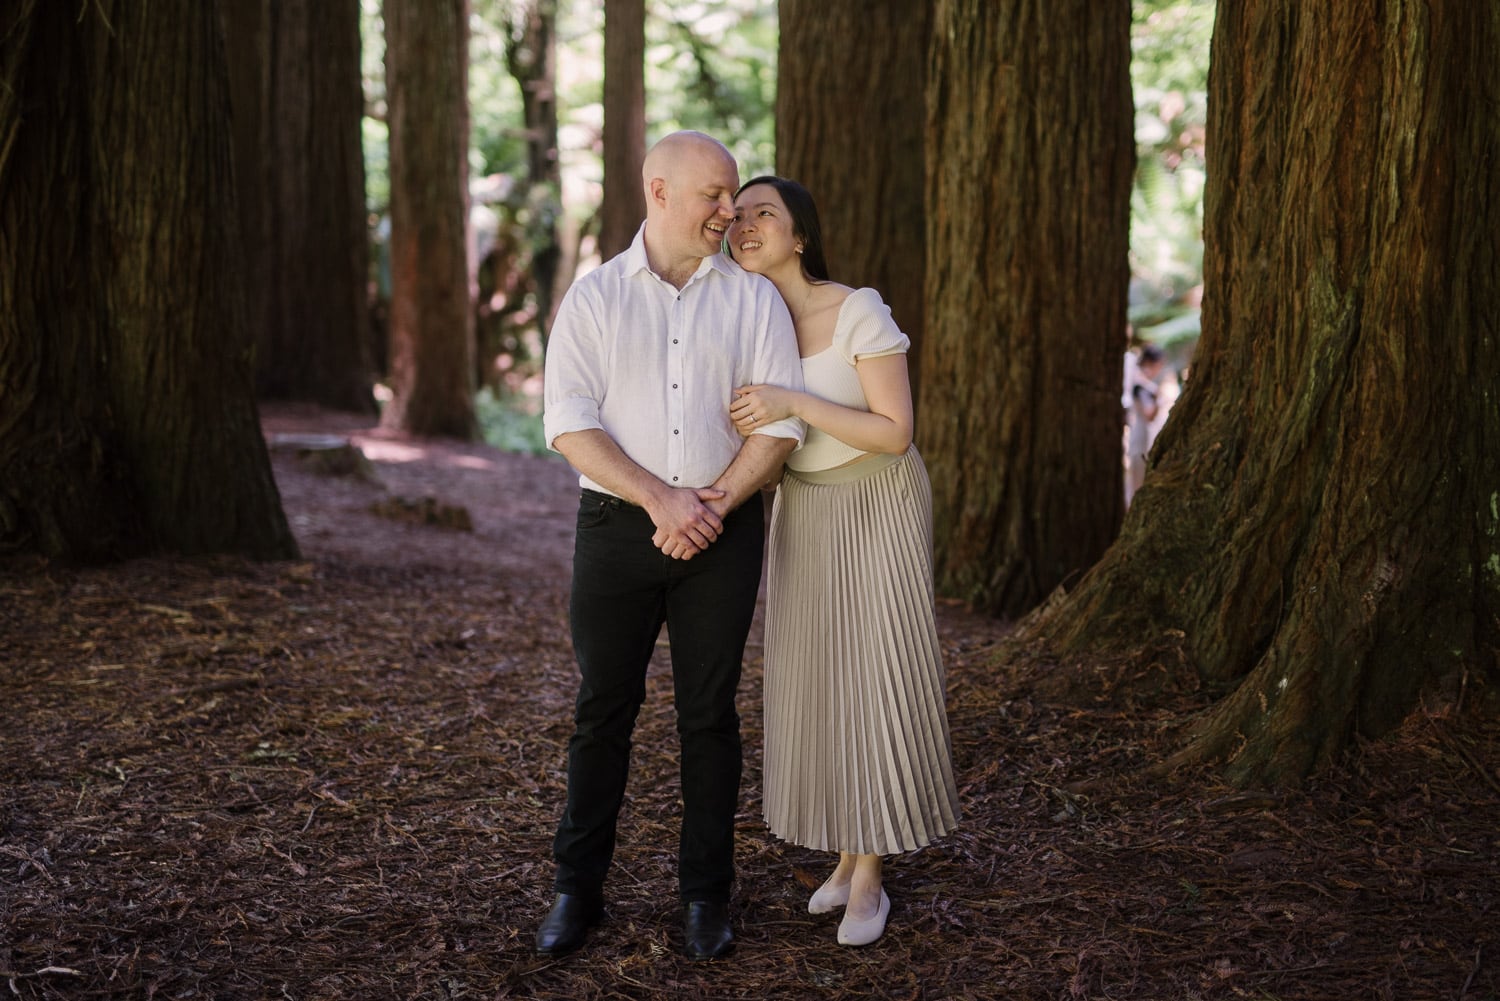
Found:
[642,131,736,193]
[639,131,740,279]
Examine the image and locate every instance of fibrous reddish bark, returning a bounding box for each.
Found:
[1026,1,1500,786]
[918,0,1135,617]
[0,0,296,560]
[383,0,477,439]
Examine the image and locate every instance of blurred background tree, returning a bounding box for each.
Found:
[598,0,647,261]
[381,0,477,439]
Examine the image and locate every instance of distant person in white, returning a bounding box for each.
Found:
[1124,343,1167,508]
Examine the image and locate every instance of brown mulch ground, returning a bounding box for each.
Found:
[2,403,1497,1001]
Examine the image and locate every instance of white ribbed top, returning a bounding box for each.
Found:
[788,287,911,472]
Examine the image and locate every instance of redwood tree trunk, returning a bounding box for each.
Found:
[917,0,1134,617]
[0,0,296,560]
[775,0,930,388]
[599,0,646,260]
[1026,1,1500,786]
[383,0,477,438]
[222,0,374,414]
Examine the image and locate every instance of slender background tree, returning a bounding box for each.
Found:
[1021,0,1500,785]
[504,0,566,338]
[382,0,477,438]
[598,0,647,260]
[918,0,1135,618]
[0,0,296,560]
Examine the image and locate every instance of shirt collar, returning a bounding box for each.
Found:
[620,223,738,284]
[620,224,653,277]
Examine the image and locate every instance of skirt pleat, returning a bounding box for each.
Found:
[761,449,960,855]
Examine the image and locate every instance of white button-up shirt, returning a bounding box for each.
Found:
[543,226,805,495]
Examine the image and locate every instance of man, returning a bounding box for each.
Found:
[537,131,803,960]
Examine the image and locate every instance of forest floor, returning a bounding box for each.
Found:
[2,403,1497,1001]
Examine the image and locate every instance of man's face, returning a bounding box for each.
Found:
[663,145,739,260]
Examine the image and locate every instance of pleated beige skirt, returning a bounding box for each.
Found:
[761,447,960,856]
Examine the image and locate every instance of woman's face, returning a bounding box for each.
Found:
[728,184,799,275]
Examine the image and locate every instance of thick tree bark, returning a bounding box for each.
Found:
[917,0,1134,617]
[0,0,296,561]
[1025,1,1500,786]
[599,0,646,261]
[775,0,929,389]
[382,0,477,438]
[222,0,374,414]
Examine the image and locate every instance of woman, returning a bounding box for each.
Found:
[726,176,960,947]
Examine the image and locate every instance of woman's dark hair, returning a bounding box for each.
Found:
[732,175,831,281]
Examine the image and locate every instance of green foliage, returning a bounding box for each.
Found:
[649,1,776,177]
[361,0,545,209]
[360,0,388,215]
[475,386,549,455]
[1130,0,1213,340]
[362,117,390,216]
[461,1,776,202]
[470,1,532,181]
[360,1,777,234]
[1128,298,1200,349]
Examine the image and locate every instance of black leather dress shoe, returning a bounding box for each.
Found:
[682,900,734,960]
[535,892,604,955]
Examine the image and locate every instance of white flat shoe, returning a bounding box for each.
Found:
[808,878,851,914]
[837,889,890,946]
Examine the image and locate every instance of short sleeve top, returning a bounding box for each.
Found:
[787,287,910,473]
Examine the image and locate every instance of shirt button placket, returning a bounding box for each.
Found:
[668,291,686,485]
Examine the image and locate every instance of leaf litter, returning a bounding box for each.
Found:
[1,403,1495,1000]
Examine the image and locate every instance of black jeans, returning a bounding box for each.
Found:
[552,489,764,903]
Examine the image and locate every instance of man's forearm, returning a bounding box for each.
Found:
[553,429,671,509]
[709,434,796,513]
[556,429,729,559]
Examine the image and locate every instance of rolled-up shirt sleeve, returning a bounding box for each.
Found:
[542,285,606,450]
[746,278,806,444]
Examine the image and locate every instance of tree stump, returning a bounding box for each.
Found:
[266,433,380,484]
